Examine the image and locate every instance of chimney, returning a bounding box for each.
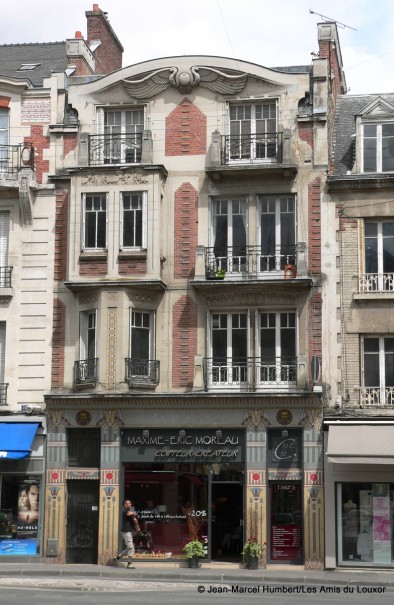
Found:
[75,31,84,39]
[85,4,123,75]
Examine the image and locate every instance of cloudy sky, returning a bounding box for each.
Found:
[2,0,394,95]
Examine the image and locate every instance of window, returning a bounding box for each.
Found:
[67,429,101,467]
[363,123,394,172]
[259,312,296,385]
[127,310,158,384]
[0,212,10,287]
[103,108,144,164]
[120,192,147,249]
[209,199,247,273]
[75,311,97,385]
[259,196,295,271]
[0,109,9,172]
[364,221,394,291]
[210,312,248,385]
[0,321,5,395]
[83,193,107,249]
[362,336,394,405]
[228,102,277,161]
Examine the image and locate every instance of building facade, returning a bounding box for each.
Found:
[325,93,394,568]
[43,20,345,567]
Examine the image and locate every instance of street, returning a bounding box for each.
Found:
[0,579,392,605]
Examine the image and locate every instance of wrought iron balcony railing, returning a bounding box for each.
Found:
[0,383,8,406]
[0,267,12,288]
[360,386,394,406]
[73,358,98,386]
[205,246,297,278]
[0,144,34,174]
[88,133,143,166]
[222,132,282,164]
[359,273,394,293]
[125,358,160,386]
[203,357,298,391]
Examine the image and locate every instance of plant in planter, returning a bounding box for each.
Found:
[242,539,265,569]
[183,539,205,568]
[205,266,226,280]
[215,268,226,279]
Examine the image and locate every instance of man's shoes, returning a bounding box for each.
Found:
[113,556,120,565]
[127,563,135,569]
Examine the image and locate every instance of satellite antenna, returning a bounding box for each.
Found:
[309,9,357,31]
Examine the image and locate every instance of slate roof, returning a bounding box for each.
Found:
[0,42,67,87]
[331,93,394,177]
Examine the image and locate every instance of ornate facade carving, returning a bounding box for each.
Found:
[206,292,298,307]
[81,171,148,186]
[123,66,248,98]
[18,175,33,226]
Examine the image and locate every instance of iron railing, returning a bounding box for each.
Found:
[203,357,298,391]
[0,383,8,406]
[222,132,282,164]
[205,246,297,278]
[0,143,34,174]
[125,358,160,386]
[73,358,98,386]
[0,267,12,288]
[359,273,394,293]
[88,133,142,166]
[360,387,394,406]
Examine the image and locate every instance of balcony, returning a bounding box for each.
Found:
[0,383,8,406]
[125,358,160,387]
[222,132,282,164]
[73,358,98,387]
[205,246,297,279]
[0,144,34,175]
[359,273,394,294]
[203,357,309,392]
[360,387,394,406]
[88,133,143,166]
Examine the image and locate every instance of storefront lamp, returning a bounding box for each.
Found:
[216,430,222,439]
[143,429,150,438]
[281,429,288,438]
[179,429,186,438]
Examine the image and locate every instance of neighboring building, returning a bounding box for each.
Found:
[325,93,394,568]
[0,4,122,561]
[43,20,345,567]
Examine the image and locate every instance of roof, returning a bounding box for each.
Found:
[0,42,67,87]
[332,93,394,176]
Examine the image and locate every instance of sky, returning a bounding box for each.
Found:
[2,0,394,95]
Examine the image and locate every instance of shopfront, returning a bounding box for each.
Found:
[121,428,245,561]
[0,417,46,558]
[325,423,394,568]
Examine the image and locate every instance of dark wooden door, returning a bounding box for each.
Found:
[66,480,99,563]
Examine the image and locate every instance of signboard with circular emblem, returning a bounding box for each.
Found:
[76,410,92,426]
[276,409,293,425]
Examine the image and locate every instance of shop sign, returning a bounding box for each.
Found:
[121,429,245,463]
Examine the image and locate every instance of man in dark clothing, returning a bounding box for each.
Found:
[114,499,140,568]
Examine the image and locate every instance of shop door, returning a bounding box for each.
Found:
[269,482,302,563]
[211,483,244,561]
[66,480,99,564]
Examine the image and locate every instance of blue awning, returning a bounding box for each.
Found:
[0,423,39,459]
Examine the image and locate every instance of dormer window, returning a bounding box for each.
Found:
[362,122,394,173]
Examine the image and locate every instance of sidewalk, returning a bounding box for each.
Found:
[0,561,393,588]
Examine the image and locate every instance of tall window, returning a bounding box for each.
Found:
[130,311,154,360]
[79,311,97,361]
[229,102,277,161]
[210,199,247,273]
[259,312,296,385]
[211,313,248,385]
[121,192,147,249]
[0,108,9,172]
[364,221,394,291]
[83,193,107,249]
[362,336,394,405]
[103,108,144,164]
[0,321,5,385]
[0,212,10,287]
[259,196,295,271]
[363,123,394,172]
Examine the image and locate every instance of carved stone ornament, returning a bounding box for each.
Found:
[123,66,248,98]
[19,175,33,226]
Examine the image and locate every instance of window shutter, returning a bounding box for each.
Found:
[151,311,156,358]
[105,193,109,249]
[359,219,365,274]
[142,191,148,249]
[0,213,10,267]
[0,322,5,383]
[120,193,124,249]
[81,194,86,251]
[96,107,104,164]
[79,312,88,360]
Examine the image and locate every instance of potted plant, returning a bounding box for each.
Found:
[242,539,264,570]
[183,539,205,568]
[215,268,226,279]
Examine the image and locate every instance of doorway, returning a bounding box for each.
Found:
[269,482,303,564]
[211,483,243,561]
[66,480,99,563]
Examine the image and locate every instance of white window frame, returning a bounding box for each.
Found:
[208,311,249,387]
[0,322,5,384]
[362,122,394,173]
[120,191,148,250]
[361,336,394,405]
[79,310,97,361]
[257,310,297,387]
[0,109,9,172]
[82,193,108,250]
[129,309,156,360]
[227,101,278,163]
[258,195,296,272]
[209,198,248,274]
[363,220,394,292]
[97,107,145,165]
[0,212,10,287]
